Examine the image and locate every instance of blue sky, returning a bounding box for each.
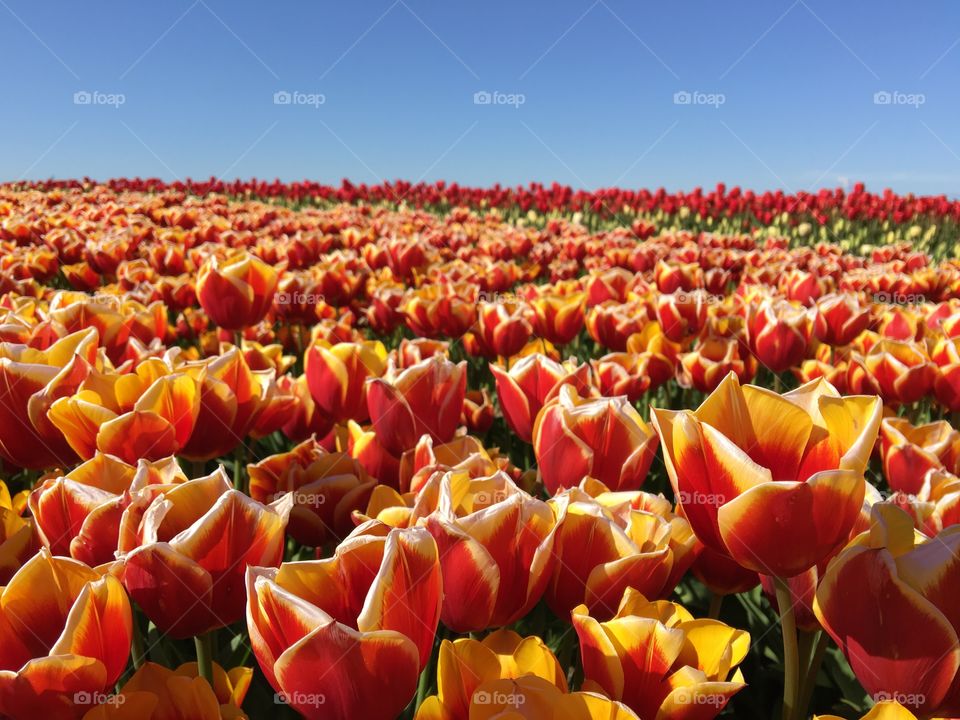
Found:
[3,0,959,195]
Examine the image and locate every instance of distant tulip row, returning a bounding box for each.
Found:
[0,184,959,720]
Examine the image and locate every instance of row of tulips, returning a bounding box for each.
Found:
[1,186,960,719]
[6,180,960,256]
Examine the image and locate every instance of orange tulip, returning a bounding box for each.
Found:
[402,283,477,339]
[117,468,292,638]
[880,417,960,494]
[245,524,441,720]
[585,300,648,352]
[592,352,656,401]
[422,470,557,631]
[248,436,375,547]
[0,551,132,718]
[862,339,936,405]
[655,290,708,343]
[816,702,922,720]
[414,629,569,720]
[473,300,534,358]
[196,251,279,331]
[366,356,467,456]
[461,388,495,435]
[931,335,960,411]
[304,339,387,424]
[529,292,586,345]
[745,298,812,373]
[0,328,98,469]
[679,335,757,393]
[78,660,251,720]
[0,480,35,584]
[813,293,871,346]
[533,385,658,494]
[545,487,698,618]
[573,586,748,720]
[652,373,881,577]
[490,353,593,443]
[179,348,287,461]
[815,504,960,717]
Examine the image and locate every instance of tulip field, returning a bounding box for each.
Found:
[3,178,960,720]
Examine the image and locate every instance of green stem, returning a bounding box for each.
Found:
[707,592,724,620]
[799,630,829,717]
[775,577,799,720]
[130,609,145,669]
[194,632,214,685]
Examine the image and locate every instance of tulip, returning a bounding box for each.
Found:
[813,293,871,346]
[573,586,748,720]
[366,356,467,456]
[28,453,144,566]
[398,434,512,493]
[815,702,921,720]
[655,290,708,343]
[79,661,251,719]
[0,480,35,584]
[862,339,936,405]
[490,354,593,443]
[585,300,648,352]
[179,348,287,461]
[0,551,132,718]
[592,352,656,401]
[422,470,557,631]
[679,335,757,393]
[529,292,586,345]
[533,385,658,494]
[247,436,375,547]
[0,328,98,469]
[246,525,441,720]
[931,335,960,411]
[402,283,477,338]
[304,339,387,424]
[344,420,402,488]
[118,468,292,638]
[652,373,881,578]
[276,375,334,442]
[196,252,279,331]
[414,629,567,719]
[545,488,698,619]
[815,504,960,717]
[880,417,960,494]
[470,299,533,359]
[746,298,812,373]
[461,388,495,435]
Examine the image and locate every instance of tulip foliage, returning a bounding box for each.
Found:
[0,180,959,719]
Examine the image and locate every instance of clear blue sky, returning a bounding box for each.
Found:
[3,0,959,195]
